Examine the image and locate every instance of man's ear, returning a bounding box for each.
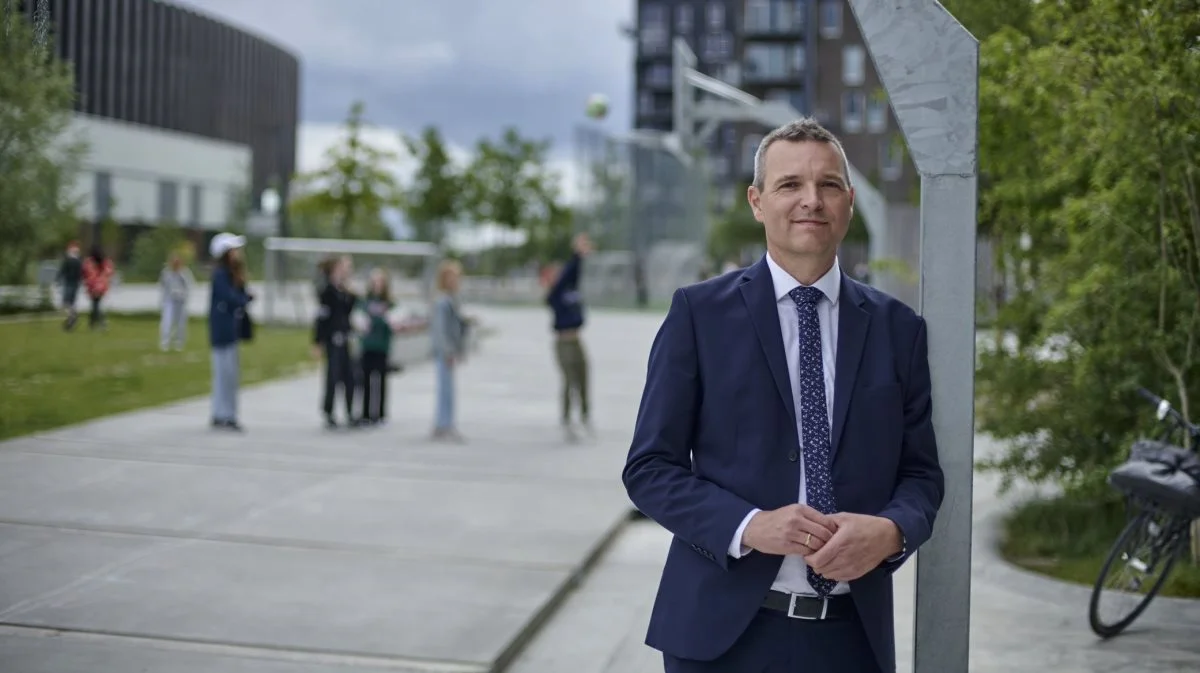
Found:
[747,185,764,223]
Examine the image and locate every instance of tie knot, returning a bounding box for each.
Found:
[788,285,824,307]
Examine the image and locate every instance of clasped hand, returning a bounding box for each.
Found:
[741,504,902,582]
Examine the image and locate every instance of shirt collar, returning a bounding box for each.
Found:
[765,252,841,307]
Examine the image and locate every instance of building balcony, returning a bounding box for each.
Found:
[742,21,806,38]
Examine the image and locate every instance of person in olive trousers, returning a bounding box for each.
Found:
[545,232,594,441]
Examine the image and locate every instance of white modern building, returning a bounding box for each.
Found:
[23,0,300,255]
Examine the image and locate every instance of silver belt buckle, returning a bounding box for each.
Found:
[786,593,828,620]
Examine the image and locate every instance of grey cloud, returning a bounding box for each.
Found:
[174,0,634,156]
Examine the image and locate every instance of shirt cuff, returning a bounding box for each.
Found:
[728,508,761,558]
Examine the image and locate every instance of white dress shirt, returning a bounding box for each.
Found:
[727,252,851,597]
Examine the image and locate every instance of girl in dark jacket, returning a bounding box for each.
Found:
[313,255,359,428]
[357,268,396,425]
[207,233,252,431]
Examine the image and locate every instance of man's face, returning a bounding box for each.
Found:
[747,140,855,261]
[67,245,79,257]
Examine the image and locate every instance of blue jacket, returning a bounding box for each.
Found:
[208,266,251,348]
[622,257,944,672]
[546,253,585,332]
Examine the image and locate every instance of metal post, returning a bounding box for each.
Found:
[845,2,979,672]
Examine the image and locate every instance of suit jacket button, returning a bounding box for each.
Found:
[788,450,799,462]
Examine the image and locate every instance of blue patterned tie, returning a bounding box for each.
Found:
[788,285,837,597]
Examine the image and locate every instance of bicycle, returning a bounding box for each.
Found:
[1087,388,1200,638]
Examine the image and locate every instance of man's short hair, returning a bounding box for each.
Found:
[752,117,852,191]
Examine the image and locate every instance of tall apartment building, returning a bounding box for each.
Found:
[633,0,916,212]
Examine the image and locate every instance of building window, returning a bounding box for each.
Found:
[742,133,764,176]
[158,180,179,223]
[714,62,741,86]
[793,44,807,72]
[702,31,733,62]
[675,4,694,33]
[745,43,806,81]
[707,2,725,29]
[765,88,807,113]
[745,0,770,32]
[722,124,737,149]
[641,3,669,54]
[190,184,203,226]
[638,90,656,115]
[842,44,866,86]
[882,135,905,181]
[842,90,865,133]
[819,0,842,39]
[746,0,805,34]
[645,63,673,88]
[94,172,113,220]
[866,93,888,133]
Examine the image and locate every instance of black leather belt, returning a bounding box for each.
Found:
[762,591,855,620]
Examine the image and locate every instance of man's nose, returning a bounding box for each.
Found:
[797,182,824,211]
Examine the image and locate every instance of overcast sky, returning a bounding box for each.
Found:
[173,0,635,200]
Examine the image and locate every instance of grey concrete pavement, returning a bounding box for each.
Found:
[3,297,1198,672]
[508,435,1200,673]
[0,305,661,673]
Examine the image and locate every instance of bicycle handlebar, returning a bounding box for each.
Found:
[1136,387,1200,437]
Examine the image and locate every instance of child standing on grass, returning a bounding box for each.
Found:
[81,245,114,331]
[56,241,83,331]
[159,252,194,351]
[357,268,395,425]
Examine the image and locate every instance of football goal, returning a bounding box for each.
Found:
[260,237,442,326]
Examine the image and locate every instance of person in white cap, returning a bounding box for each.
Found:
[207,232,252,431]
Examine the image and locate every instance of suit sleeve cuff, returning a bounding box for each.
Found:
[728,508,760,559]
[880,516,909,565]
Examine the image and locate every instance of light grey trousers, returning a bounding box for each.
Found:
[160,298,187,348]
[211,345,240,421]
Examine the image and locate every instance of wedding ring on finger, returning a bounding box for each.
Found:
[805,532,812,547]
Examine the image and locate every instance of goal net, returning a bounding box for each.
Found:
[260,237,441,327]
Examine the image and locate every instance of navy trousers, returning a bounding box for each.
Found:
[663,609,883,673]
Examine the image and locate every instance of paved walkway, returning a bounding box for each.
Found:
[0,306,660,672]
[1,301,1198,672]
[507,448,1200,673]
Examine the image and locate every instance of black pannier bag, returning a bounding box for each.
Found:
[1109,439,1200,517]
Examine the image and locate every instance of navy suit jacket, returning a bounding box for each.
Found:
[622,257,944,673]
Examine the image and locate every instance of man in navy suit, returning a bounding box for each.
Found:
[623,118,944,673]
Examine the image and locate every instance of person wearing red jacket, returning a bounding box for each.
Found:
[80,245,115,330]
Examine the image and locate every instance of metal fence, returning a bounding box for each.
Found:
[572,125,712,308]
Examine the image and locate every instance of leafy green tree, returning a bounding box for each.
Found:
[289,101,398,240]
[0,9,86,283]
[399,126,461,245]
[127,222,188,282]
[462,127,570,266]
[973,0,1200,516]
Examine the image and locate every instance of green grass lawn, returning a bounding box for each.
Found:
[1000,495,1200,598]
[0,313,317,440]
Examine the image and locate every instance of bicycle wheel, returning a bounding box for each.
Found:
[1088,508,1184,638]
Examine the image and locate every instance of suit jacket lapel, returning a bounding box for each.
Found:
[739,260,798,430]
[832,274,869,458]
